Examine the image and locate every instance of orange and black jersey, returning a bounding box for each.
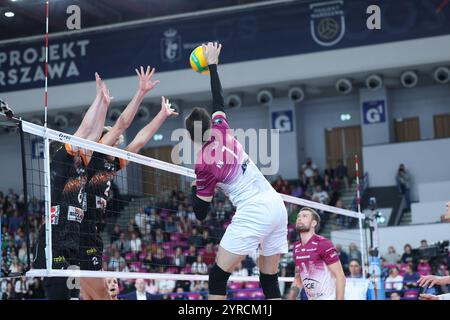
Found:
[85,152,125,223]
[34,144,89,268]
[50,144,89,212]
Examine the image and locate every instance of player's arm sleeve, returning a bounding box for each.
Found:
[319,240,340,265]
[209,64,225,116]
[192,168,216,221]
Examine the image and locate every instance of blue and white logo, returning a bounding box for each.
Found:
[161,28,181,63]
[310,0,346,47]
[31,138,44,159]
[272,110,293,133]
[362,100,386,124]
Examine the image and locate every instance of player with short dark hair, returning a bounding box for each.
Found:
[293,207,346,300]
[186,42,288,300]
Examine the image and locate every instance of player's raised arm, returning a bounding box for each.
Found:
[203,42,225,117]
[125,96,178,155]
[74,72,110,139]
[102,66,160,146]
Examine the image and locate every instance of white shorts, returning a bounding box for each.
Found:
[220,190,288,256]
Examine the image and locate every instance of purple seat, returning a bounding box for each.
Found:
[125,252,135,261]
[181,266,192,274]
[228,282,242,290]
[188,293,201,300]
[245,281,260,289]
[234,291,252,299]
[166,267,178,274]
[170,233,181,242]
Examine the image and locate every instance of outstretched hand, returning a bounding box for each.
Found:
[202,42,222,65]
[160,96,179,117]
[417,275,443,288]
[136,66,160,94]
[101,82,113,105]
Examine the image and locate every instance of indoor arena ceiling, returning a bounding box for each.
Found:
[0,0,305,42]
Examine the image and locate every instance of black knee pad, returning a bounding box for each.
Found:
[259,272,281,299]
[209,264,231,296]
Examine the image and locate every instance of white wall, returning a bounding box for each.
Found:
[411,201,447,224]
[331,223,450,258]
[296,94,361,173]
[418,181,450,202]
[3,35,450,114]
[390,85,450,140]
[363,138,450,201]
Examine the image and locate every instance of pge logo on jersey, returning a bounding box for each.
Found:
[362,100,386,124]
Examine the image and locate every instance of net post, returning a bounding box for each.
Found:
[355,154,367,279]
[43,128,53,273]
[19,120,32,272]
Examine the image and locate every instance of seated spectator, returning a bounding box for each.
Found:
[420,239,428,249]
[142,251,155,272]
[290,183,304,198]
[440,201,450,223]
[153,247,170,269]
[187,227,203,247]
[335,160,349,191]
[390,292,401,300]
[135,208,150,237]
[202,243,216,266]
[173,247,186,269]
[146,279,159,295]
[114,232,131,254]
[176,204,186,219]
[185,245,197,266]
[164,215,178,234]
[348,243,362,263]
[300,158,318,185]
[110,224,121,244]
[336,244,349,272]
[348,259,362,278]
[383,246,401,265]
[417,259,432,276]
[108,250,125,271]
[2,282,16,300]
[242,255,256,276]
[385,267,404,291]
[403,263,420,289]
[380,258,389,281]
[272,175,285,193]
[231,262,249,277]
[401,244,413,264]
[14,277,29,300]
[129,232,142,254]
[154,228,165,245]
[173,287,187,300]
[157,278,176,295]
[312,185,329,205]
[191,256,208,275]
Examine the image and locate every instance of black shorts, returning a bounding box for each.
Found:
[79,222,103,271]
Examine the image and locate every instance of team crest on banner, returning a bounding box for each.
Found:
[310,0,346,47]
[161,28,182,63]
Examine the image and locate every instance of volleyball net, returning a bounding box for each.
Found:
[20,119,367,299]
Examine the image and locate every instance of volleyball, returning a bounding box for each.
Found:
[189,45,209,74]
